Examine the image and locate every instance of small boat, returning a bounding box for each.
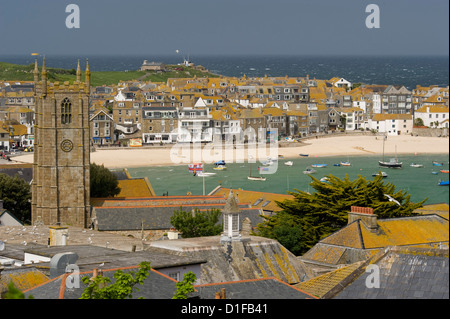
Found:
[438,180,449,186]
[196,172,216,177]
[248,161,266,181]
[410,163,424,168]
[311,164,328,168]
[261,160,274,166]
[340,161,351,166]
[284,161,293,166]
[431,171,439,175]
[303,167,317,174]
[248,176,266,181]
[440,170,449,173]
[432,161,444,166]
[299,154,309,157]
[372,171,388,178]
[213,165,227,171]
[333,163,341,167]
[320,177,329,182]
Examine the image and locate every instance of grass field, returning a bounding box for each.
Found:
[0,62,218,87]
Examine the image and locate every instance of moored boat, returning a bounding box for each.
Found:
[299,154,309,157]
[438,180,449,186]
[432,161,444,166]
[410,163,424,168]
[372,171,388,178]
[303,167,317,174]
[340,161,351,166]
[311,164,328,168]
[284,161,293,166]
[440,170,449,173]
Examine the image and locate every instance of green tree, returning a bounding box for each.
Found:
[0,173,31,223]
[172,271,197,299]
[255,174,426,255]
[3,282,34,299]
[414,117,424,127]
[80,261,151,299]
[170,208,222,238]
[90,163,121,198]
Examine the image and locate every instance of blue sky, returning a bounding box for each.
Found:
[0,0,448,56]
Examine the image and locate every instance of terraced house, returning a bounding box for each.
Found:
[141,106,178,144]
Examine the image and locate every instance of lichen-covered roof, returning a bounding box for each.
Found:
[295,261,364,298]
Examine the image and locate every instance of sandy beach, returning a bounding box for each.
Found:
[11,135,449,169]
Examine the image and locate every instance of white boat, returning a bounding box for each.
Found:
[284,161,293,166]
[248,161,266,181]
[340,161,351,166]
[372,171,388,178]
[248,176,266,181]
[410,163,423,168]
[196,172,216,177]
[303,167,317,174]
[320,177,329,182]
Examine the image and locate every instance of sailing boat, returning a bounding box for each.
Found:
[247,160,266,181]
[378,136,402,168]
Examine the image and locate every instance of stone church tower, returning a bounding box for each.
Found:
[31,58,91,228]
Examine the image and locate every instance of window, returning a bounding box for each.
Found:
[168,272,180,281]
[61,98,72,124]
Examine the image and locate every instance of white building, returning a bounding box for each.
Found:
[368,113,413,135]
[414,105,449,128]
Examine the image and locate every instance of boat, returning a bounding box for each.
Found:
[188,163,204,174]
[196,172,216,177]
[261,159,274,166]
[299,154,309,157]
[320,177,329,182]
[431,171,439,175]
[440,170,449,173]
[284,161,293,166]
[248,161,266,181]
[438,180,449,186]
[340,161,351,166]
[213,160,227,170]
[410,163,424,168]
[372,171,388,178]
[333,163,341,167]
[248,176,266,181]
[378,137,402,168]
[432,161,444,166]
[303,167,317,174]
[311,164,328,168]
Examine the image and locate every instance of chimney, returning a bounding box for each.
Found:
[348,206,378,232]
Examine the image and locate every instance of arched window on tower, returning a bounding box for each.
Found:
[61,98,72,124]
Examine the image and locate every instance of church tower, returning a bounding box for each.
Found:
[31,58,91,228]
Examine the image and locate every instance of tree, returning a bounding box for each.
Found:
[254,174,426,255]
[0,173,31,223]
[170,208,222,238]
[172,271,197,299]
[414,117,424,127]
[80,261,151,299]
[3,282,34,299]
[90,163,121,198]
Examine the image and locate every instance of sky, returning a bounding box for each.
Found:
[0,0,448,57]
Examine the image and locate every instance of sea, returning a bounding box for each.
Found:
[125,154,449,205]
[1,54,448,90]
[2,54,449,204]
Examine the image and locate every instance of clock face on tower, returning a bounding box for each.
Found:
[60,139,74,152]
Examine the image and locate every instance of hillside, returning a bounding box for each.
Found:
[0,61,219,87]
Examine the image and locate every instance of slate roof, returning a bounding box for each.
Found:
[333,247,449,299]
[302,214,449,267]
[195,277,318,299]
[24,266,178,299]
[21,244,207,273]
[94,204,264,231]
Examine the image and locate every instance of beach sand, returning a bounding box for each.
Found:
[11,135,449,169]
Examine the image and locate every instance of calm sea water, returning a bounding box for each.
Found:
[1,55,448,89]
[125,154,449,205]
